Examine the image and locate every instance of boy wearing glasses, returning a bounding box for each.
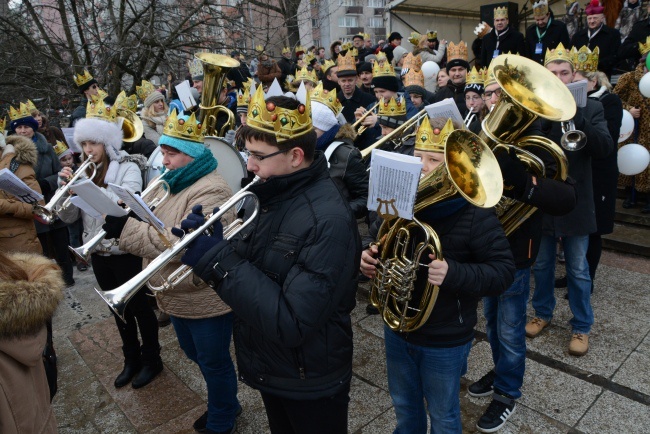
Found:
[71,70,100,126]
[176,83,361,434]
[464,66,486,130]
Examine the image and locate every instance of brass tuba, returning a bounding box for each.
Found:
[195,52,240,137]
[479,54,575,236]
[369,129,503,332]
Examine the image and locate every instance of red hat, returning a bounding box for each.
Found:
[585,0,604,16]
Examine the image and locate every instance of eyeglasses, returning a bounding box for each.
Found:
[465,95,482,102]
[244,148,288,162]
[483,89,502,100]
[90,84,99,89]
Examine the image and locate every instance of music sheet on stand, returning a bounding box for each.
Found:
[424,98,464,126]
[108,183,164,230]
[70,179,128,218]
[0,168,44,203]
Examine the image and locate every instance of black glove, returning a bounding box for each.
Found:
[102,215,129,239]
[38,179,52,196]
[127,210,143,222]
[170,205,224,268]
[496,147,529,198]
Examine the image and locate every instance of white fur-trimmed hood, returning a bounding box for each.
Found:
[73,117,123,157]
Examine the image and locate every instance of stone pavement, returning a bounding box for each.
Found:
[52,249,649,434]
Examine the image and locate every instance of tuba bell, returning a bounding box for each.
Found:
[369,129,503,332]
[195,52,240,137]
[117,109,144,143]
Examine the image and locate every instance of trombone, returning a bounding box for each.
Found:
[68,177,170,265]
[352,102,379,136]
[95,176,261,322]
[33,157,97,225]
[360,108,428,159]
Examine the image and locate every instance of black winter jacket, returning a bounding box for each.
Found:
[525,19,571,64]
[570,25,621,77]
[195,153,361,400]
[480,27,526,70]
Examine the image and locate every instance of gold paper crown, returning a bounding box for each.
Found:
[86,97,118,123]
[373,58,396,78]
[285,75,296,92]
[73,70,94,87]
[415,118,455,152]
[0,117,6,132]
[322,59,336,71]
[377,96,406,117]
[282,47,291,54]
[363,33,371,40]
[376,51,388,63]
[494,6,508,19]
[88,89,109,104]
[163,110,204,143]
[136,80,156,102]
[246,83,312,142]
[237,79,255,108]
[295,45,305,53]
[474,22,493,38]
[571,46,599,72]
[544,42,573,66]
[53,140,69,157]
[639,36,650,56]
[304,53,316,64]
[293,67,318,84]
[8,102,34,121]
[408,32,422,46]
[426,30,438,40]
[115,91,138,112]
[466,66,487,86]
[402,53,422,72]
[336,51,357,73]
[403,68,424,89]
[310,82,343,115]
[26,100,38,114]
[188,57,203,78]
[533,0,549,16]
[341,42,353,51]
[347,47,358,57]
[447,41,468,62]
[255,45,265,54]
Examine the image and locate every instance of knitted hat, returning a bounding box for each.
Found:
[585,0,604,15]
[311,101,339,131]
[158,114,207,158]
[73,117,124,184]
[9,116,39,133]
[388,32,403,42]
[372,75,400,92]
[144,90,164,109]
[391,46,409,67]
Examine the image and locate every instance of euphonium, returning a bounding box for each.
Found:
[117,108,144,143]
[195,52,240,137]
[369,129,503,332]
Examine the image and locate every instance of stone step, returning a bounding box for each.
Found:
[614,198,650,227]
[602,222,650,257]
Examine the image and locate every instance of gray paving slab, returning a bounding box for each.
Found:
[577,390,650,434]
[612,350,650,396]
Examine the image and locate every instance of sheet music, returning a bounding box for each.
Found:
[108,183,164,230]
[367,149,422,221]
[567,80,588,108]
[424,99,464,127]
[176,80,196,111]
[0,168,44,203]
[70,179,128,217]
[70,196,103,220]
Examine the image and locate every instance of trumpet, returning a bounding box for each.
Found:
[33,157,97,225]
[68,177,170,265]
[560,119,587,151]
[360,108,428,159]
[352,102,379,136]
[95,176,261,322]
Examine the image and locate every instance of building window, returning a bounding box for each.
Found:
[368,17,383,27]
[338,16,359,27]
[338,0,357,6]
[368,0,384,6]
[312,18,318,27]
[314,39,321,47]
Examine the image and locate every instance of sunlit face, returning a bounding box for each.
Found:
[535,13,550,28]
[449,66,467,85]
[587,14,604,30]
[59,154,75,168]
[546,61,575,85]
[81,141,106,162]
[410,94,423,107]
[245,137,294,182]
[153,99,165,114]
[339,76,356,96]
[34,113,43,128]
[359,71,373,85]
[494,17,508,31]
[161,145,194,170]
[194,80,203,93]
[414,149,445,174]
[15,125,35,138]
[437,70,449,88]
[465,91,484,112]
[374,87,396,101]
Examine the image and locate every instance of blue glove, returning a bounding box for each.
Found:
[171,205,224,267]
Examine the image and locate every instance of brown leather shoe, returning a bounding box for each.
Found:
[569,333,589,356]
[525,317,550,338]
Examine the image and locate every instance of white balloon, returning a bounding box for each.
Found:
[421,61,440,79]
[639,73,650,98]
[619,109,634,143]
[618,143,650,175]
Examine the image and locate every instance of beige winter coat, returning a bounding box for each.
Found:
[119,170,234,318]
[0,253,63,434]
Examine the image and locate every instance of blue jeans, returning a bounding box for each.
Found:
[484,268,530,399]
[384,325,472,434]
[170,313,239,432]
[532,235,594,334]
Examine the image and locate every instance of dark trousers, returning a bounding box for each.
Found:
[586,233,602,292]
[92,253,159,360]
[260,381,350,434]
[38,226,74,284]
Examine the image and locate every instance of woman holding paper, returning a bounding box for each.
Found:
[57,98,162,390]
[103,111,241,434]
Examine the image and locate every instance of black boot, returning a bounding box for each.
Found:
[114,347,141,388]
[132,346,163,389]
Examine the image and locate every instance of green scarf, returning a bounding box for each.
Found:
[160,148,217,194]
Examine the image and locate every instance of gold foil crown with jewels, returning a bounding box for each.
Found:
[26,100,38,114]
[403,68,425,89]
[136,80,156,102]
[247,81,312,142]
[86,97,118,123]
[415,118,455,152]
[9,101,34,121]
[310,82,343,115]
[237,79,255,108]
[544,42,573,66]
[73,70,94,88]
[53,140,69,157]
[638,36,650,56]
[373,58,396,78]
[571,46,599,72]
[533,0,549,17]
[447,41,468,62]
[115,91,138,112]
[282,47,291,55]
[163,110,204,143]
[336,50,357,73]
[427,30,438,40]
[466,67,487,86]
[403,53,423,72]
[408,32,422,46]
[293,66,318,84]
[494,6,508,19]
[322,59,336,72]
[377,96,406,117]
[347,47,359,57]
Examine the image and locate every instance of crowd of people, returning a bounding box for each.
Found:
[0,0,648,433]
